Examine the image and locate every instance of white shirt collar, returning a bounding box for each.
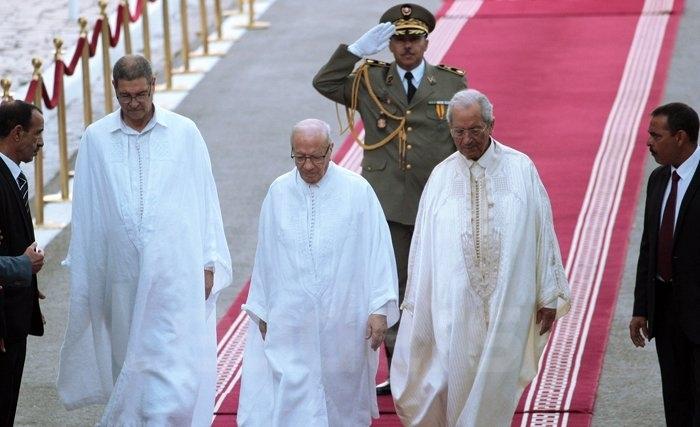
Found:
[295,161,336,190]
[673,144,700,181]
[0,151,21,180]
[396,60,426,87]
[459,137,498,170]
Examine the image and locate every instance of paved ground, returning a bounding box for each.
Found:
[5,0,699,425]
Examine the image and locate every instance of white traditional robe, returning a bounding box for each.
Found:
[237,163,399,427]
[391,140,571,427]
[57,107,232,426]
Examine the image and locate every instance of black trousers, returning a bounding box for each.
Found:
[384,221,414,363]
[655,282,700,427]
[0,338,26,427]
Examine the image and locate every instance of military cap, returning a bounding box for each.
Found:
[380,3,436,36]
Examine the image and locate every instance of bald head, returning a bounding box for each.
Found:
[290,119,333,184]
[112,54,153,83]
[290,119,332,147]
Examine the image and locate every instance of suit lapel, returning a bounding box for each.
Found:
[675,160,700,239]
[385,63,408,110]
[0,158,32,238]
[648,166,670,258]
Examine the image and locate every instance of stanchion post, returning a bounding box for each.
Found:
[161,0,174,89]
[1,78,12,102]
[213,0,223,40]
[179,0,191,71]
[237,0,269,30]
[52,38,70,201]
[122,0,133,54]
[79,17,93,127]
[198,0,209,55]
[31,58,45,226]
[99,0,114,113]
[142,0,152,61]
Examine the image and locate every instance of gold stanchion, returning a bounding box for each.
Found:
[45,38,70,202]
[142,0,152,61]
[99,0,113,113]
[178,0,191,72]
[31,58,45,226]
[1,78,13,102]
[213,0,223,40]
[222,0,243,17]
[122,0,133,54]
[161,0,174,89]
[197,0,209,55]
[78,17,93,127]
[237,0,269,30]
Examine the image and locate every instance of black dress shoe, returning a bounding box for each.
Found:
[376,379,391,396]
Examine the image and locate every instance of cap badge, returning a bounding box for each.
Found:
[401,5,412,16]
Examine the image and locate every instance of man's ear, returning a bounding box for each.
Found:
[11,124,23,141]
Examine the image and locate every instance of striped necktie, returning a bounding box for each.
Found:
[17,171,31,216]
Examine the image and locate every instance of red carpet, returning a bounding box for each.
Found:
[212,0,683,425]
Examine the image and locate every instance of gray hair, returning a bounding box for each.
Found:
[446,89,494,126]
[112,54,153,82]
[290,118,332,147]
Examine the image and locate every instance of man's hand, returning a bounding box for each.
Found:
[348,22,395,58]
[24,242,44,274]
[629,316,649,348]
[366,314,388,351]
[537,307,556,336]
[258,320,267,340]
[204,269,214,300]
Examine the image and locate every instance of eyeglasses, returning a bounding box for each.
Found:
[450,126,487,139]
[291,145,331,166]
[116,87,152,104]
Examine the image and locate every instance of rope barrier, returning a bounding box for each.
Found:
[3,0,271,226]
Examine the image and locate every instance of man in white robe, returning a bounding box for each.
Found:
[391,89,571,426]
[237,119,399,426]
[57,55,232,426]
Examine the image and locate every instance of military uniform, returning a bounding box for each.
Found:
[313,48,466,225]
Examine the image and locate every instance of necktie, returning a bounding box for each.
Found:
[17,171,31,216]
[405,71,417,103]
[657,171,680,282]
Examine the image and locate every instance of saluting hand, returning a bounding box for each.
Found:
[349,22,396,57]
[366,314,388,351]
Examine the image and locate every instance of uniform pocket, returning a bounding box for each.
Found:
[362,158,387,173]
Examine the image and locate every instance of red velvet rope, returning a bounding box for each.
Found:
[23,0,156,108]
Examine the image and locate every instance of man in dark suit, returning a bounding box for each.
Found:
[630,102,700,426]
[0,100,46,426]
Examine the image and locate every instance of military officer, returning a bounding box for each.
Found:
[313,3,467,395]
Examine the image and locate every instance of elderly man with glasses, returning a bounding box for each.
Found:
[57,54,232,425]
[390,89,571,426]
[237,118,399,426]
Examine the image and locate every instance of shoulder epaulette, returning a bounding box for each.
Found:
[437,64,465,76]
[365,59,390,67]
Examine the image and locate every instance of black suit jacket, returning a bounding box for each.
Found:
[0,159,43,343]
[634,160,700,342]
